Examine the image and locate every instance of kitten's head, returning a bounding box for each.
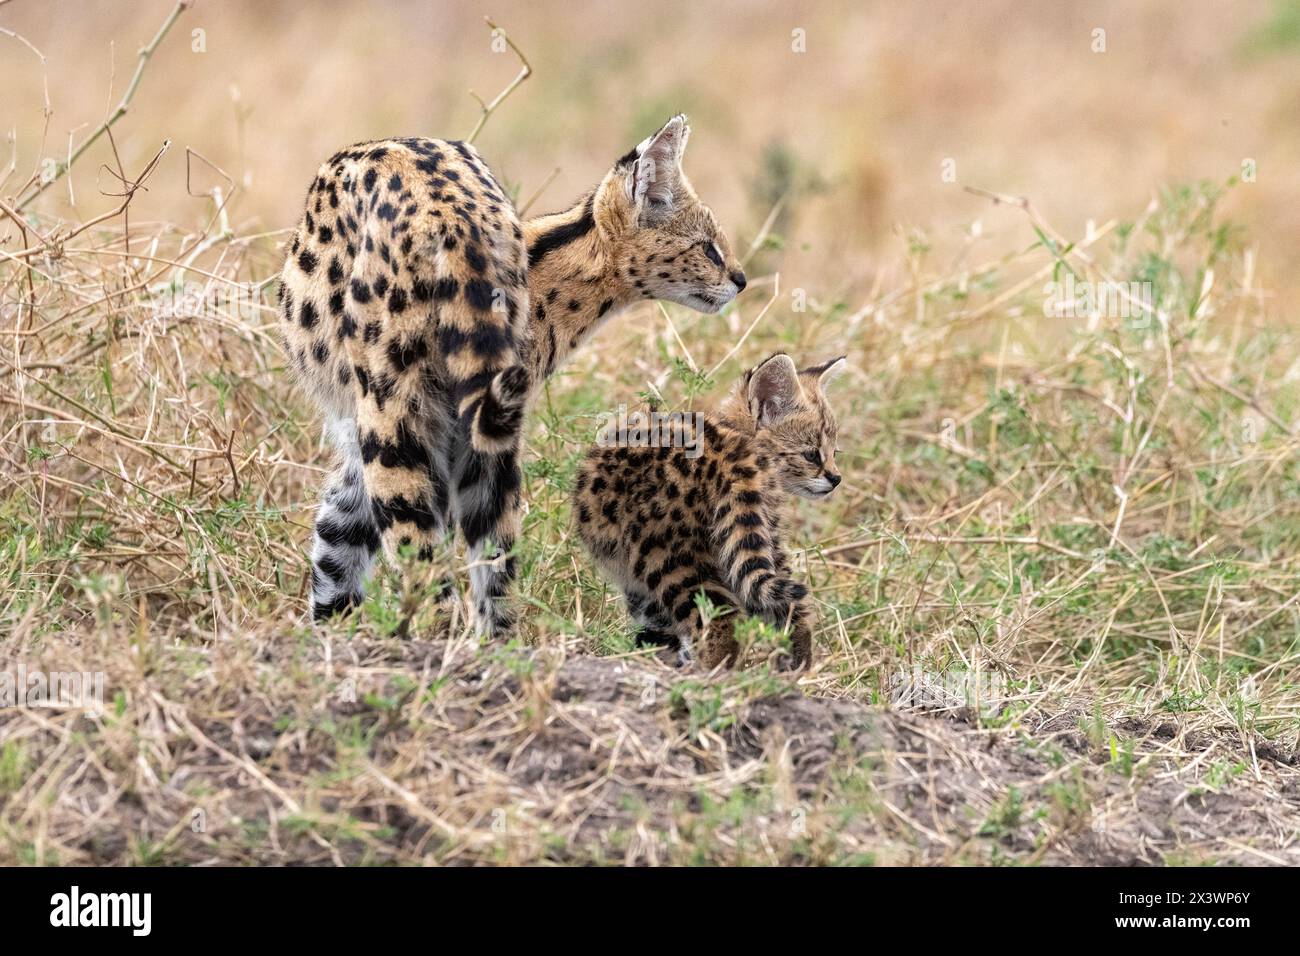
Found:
[744,353,846,499]
[594,114,746,313]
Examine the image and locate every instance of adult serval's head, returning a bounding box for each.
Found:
[593,114,747,313]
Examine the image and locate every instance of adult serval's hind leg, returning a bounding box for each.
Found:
[434,236,531,639]
[339,216,458,592]
[353,377,453,574]
[309,416,380,620]
[310,403,454,622]
[453,363,530,638]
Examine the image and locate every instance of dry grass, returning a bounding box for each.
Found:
[1,1,1299,866]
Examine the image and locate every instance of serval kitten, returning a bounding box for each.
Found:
[280,115,745,636]
[573,354,845,669]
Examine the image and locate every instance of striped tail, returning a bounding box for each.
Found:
[434,286,530,455]
[469,363,530,454]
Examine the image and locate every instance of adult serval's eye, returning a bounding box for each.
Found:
[803,450,821,465]
[704,242,724,267]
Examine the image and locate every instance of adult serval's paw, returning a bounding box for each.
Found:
[311,588,363,622]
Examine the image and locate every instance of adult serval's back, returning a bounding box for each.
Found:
[279,116,747,637]
[280,137,529,635]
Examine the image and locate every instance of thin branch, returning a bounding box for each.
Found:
[1188,362,1296,437]
[0,24,52,199]
[3,139,171,260]
[16,0,190,210]
[519,166,561,216]
[464,17,532,145]
[740,194,788,271]
[706,273,781,379]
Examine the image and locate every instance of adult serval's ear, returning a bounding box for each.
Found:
[746,353,803,427]
[626,114,690,215]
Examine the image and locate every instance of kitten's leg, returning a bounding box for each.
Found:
[684,585,741,670]
[310,417,380,620]
[674,596,802,670]
[777,598,814,670]
[697,618,741,670]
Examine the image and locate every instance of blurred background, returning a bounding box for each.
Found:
[3,0,1299,314]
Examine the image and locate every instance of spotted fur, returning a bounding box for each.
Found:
[280,115,743,635]
[573,354,846,669]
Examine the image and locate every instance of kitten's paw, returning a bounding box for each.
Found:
[775,649,811,672]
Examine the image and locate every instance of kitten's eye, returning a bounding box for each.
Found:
[802,450,821,465]
[704,243,723,267]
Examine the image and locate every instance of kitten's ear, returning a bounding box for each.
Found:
[747,353,803,426]
[803,356,847,392]
[627,114,689,214]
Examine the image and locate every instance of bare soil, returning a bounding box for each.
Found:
[8,636,1295,866]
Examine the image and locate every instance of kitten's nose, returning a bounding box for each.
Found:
[827,473,841,488]
[730,271,747,291]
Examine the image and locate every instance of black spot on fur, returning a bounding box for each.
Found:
[464,244,487,274]
[428,277,458,302]
[387,336,428,372]
[464,278,495,312]
[388,286,408,314]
